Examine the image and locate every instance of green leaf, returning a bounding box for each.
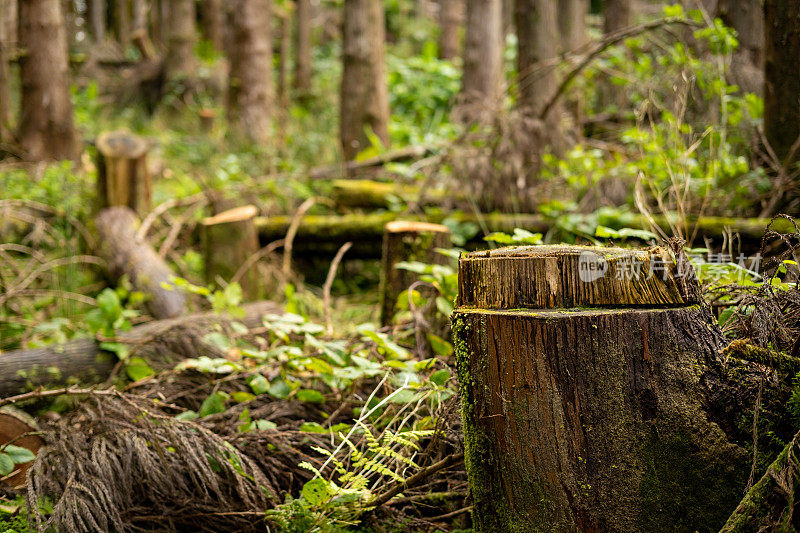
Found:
[249,374,270,395]
[200,392,227,417]
[125,356,154,382]
[429,369,451,386]
[96,288,122,321]
[427,333,453,357]
[231,391,256,403]
[2,445,35,465]
[435,297,454,317]
[301,477,334,506]
[296,389,325,404]
[175,410,198,421]
[268,379,291,400]
[253,419,277,430]
[0,454,13,476]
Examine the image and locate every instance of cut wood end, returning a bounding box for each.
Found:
[96,130,149,158]
[461,244,665,261]
[385,220,450,234]
[0,409,44,489]
[202,205,259,225]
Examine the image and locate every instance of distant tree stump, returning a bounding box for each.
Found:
[453,245,749,532]
[0,407,44,489]
[95,130,151,215]
[201,205,261,301]
[379,220,451,326]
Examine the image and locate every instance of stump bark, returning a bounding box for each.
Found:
[95,130,151,215]
[453,245,749,532]
[95,206,187,319]
[379,221,451,326]
[201,205,261,300]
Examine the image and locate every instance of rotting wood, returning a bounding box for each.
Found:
[201,205,262,300]
[95,130,151,215]
[95,206,187,319]
[0,301,280,398]
[453,244,750,531]
[380,220,451,326]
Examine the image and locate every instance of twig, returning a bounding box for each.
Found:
[231,239,285,285]
[368,453,464,509]
[0,386,120,409]
[323,242,353,335]
[540,17,702,120]
[282,197,318,278]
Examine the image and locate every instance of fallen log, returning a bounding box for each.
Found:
[453,245,749,531]
[0,301,280,397]
[331,179,458,209]
[96,206,187,319]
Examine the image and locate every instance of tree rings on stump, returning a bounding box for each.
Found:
[0,407,43,489]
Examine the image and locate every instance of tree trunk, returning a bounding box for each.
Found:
[17,0,80,161]
[0,301,280,398]
[132,0,147,33]
[379,221,451,326]
[1,0,17,45]
[278,10,291,108]
[199,0,223,51]
[227,0,273,144]
[454,245,749,531]
[763,0,800,168]
[201,205,262,300]
[95,207,187,319]
[460,0,502,122]
[95,130,151,216]
[294,0,312,93]
[88,0,106,42]
[165,0,197,82]
[515,0,558,116]
[114,0,131,46]
[716,0,764,95]
[0,0,13,142]
[438,0,461,60]
[604,0,633,34]
[559,0,588,53]
[340,0,390,160]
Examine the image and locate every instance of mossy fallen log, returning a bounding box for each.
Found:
[331,179,459,209]
[0,301,280,397]
[453,245,750,532]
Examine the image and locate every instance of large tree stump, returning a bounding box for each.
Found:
[453,245,749,532]
[95,130,151,215]
[379,221,451,326]
[95,206,186,319]
[0,407,43,488]
[201,205,261,300]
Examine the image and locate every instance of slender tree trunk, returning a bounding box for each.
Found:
[88,0,106,42]
[132,0,147,32]
[460,0,502,121]
[17,0,79,161]
[0,0,14,142]
[227,0,273,144]
[763,0,800,168]
[438,0,461,60]
[278,10,291,107]
[559,0,588,53]
[340,0,390,160]
[515,0,558,115]
[114,0,131,46]
[604,0,633,34]
[165,0,197,81]
[199,0,223,51]
[294,0,312,92]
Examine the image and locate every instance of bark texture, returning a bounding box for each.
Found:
[340,0,390,160]
[17,0,79,161]
[460,0,502,121]
[559,0,588,53]
[114,0,131,45]
[165,0,197,82]
[199,0,223,51]
[95,207,187,319]
[95,131,151,215]
[716,0,764,95]
[454,245,749,532]
[294,0,312,92]
[379,221,451,325]
[763,0,800,167]
[515,0,558,115]
[202,205,262,300]
[88,0,106,42]
[0,302,280,397]
[438,0,461,60]
[0,0,13,142]
[228,0,273,144]
[604,0,633,34]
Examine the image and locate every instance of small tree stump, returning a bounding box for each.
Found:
[379,220,451,326]
[0,407,44,489]
[95,130,151,215]
[453,245,749,532]
[201,205,261,300]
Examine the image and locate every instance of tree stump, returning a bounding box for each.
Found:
[96,207,187,319]
[201,205,261,300]
[453,245,749,532]
[95,130,151,216]
[0,407,44,489]
[379,221,451,326]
